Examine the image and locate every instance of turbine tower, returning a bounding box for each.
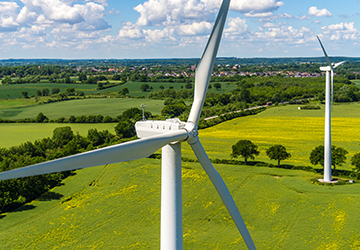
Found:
[316,35,345,182]
[0,0,256,249]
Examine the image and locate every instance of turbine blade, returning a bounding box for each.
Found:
[316,35,332,68]
[333,60,346,68]
[0,130,188,181]
[187,0,230,125]
[189,139,256,250]
[331,69,334,111]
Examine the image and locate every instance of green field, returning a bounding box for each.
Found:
[0,81,237,99]
[180,102,360,169]
[2,102,360,248]
[0,83,99,99]
[0,98,165,120]
[0,123,117,148]
[1,158,360,249]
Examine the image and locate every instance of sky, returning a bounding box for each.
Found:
[0,0,360,59]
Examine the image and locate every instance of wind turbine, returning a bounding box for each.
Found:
[316,35,345,182]
[0,0,256,249]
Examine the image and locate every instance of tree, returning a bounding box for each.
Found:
[35,112,48,123]
[51,87,60,95]
[36,90,42,97]
[214,82,222,90]
[119,87,129,96]
[139,74,147,82]
[42,88,50,96]
[79,73,87,82]
[21,91,28,98]
[159,85,164,90]
[185,82,192,89]
[266,145,291,166]
[309,145,348,170]
[351,152,360,173]
[240,89,251,103]
[332,146,348,170]
[230,140,259,165]
[52,127,74,147]
[140,83,150,92]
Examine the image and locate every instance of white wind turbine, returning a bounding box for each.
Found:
[316,35,345,182]
[0,0,256,249]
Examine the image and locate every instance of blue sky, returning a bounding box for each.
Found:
[0,0,360,59]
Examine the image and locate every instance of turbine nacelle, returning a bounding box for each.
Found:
[135,119,198,144]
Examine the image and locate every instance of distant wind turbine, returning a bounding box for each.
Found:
[316,35,346,182]
[0,0,256,249]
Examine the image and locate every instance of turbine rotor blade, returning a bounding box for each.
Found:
[189,139,256,250]
[187,0,230,125]
[316,35,332,68]
[333,60,346,68]
[0,130,188,181]
[331,69,334,111]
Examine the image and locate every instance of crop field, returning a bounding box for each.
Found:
[1,158,360,249]
[181,102,360,170]
[0,98,165,121]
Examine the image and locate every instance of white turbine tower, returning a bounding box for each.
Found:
[0,0,256,249]
[316,35,345,182]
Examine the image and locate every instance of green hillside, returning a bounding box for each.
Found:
[0,159,359,249]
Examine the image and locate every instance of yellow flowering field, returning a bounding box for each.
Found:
[183,104,360,169]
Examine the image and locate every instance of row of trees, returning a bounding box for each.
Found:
[230,140,360,175]
[230,140,291,166]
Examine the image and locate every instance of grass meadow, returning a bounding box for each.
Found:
[1,102,360,249]
[0,98,165,121]
[1,159,360,249]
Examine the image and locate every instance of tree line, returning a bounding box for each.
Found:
[230,139,360,179]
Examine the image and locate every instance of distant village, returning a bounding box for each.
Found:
[76,64,325,79]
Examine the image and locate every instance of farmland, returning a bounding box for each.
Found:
[0,98,165,121]
[1,158,360,249]
[1,102,360,170]
[0,80,237,99]
[1,100,360,249]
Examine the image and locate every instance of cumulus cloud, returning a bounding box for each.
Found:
[85,0,108,7]
[178,21,212,35]
[225,17,248,35]
[0,2,20,31]
[230,0,284,14]
[118,24,144,39]
[143,27,175,42]
[308,6,332,17]
[321,22,360,41]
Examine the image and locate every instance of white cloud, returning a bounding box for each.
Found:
[244,12,273,18]
[225,17,248,35]
[118,25,143,39]
[85,0,108,7]
[230,0,284,14]
[178,21,212,35]
[308,6,332,17]
[143,27,175,42]
[321,22,360,41]
[0,2,20,31]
